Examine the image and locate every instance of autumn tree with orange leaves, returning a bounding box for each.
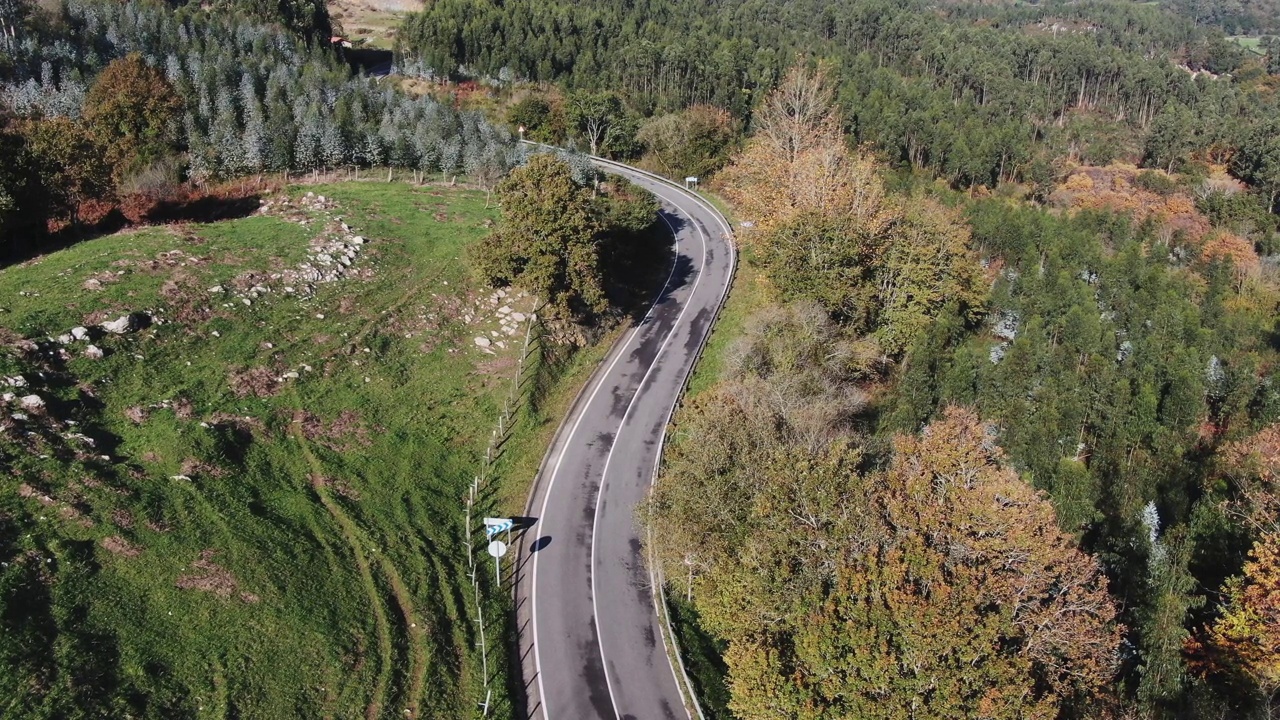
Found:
[648,406,1123,720]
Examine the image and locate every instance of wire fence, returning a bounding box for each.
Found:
[462,310,541,717]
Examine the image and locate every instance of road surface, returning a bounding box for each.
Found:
[514,157,735,720]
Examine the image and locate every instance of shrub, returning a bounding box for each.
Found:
[1135,170,1177,196]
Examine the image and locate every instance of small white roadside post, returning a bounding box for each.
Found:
[487,539,508,587]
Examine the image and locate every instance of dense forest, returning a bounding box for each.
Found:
[398,0,1280,202]
[646,61,1280,720]
[1161,0,1280,35]
[0,0,522,255]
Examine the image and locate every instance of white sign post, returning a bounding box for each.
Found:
[487,539,508,586]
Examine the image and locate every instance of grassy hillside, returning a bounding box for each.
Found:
[0,181,567,718]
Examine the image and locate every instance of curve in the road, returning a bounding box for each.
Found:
[514,155,735,720]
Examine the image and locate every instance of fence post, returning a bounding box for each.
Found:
[467,312,541,717]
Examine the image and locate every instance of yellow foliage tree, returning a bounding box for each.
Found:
[718,63,984,351]
[1187,533,1280,698]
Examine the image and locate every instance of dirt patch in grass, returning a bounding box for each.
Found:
[176,549,245,600]
[17,483,54,505]
[83,271,121,291]
[291,408,372,451]
[474,355,516,376]
[111,508,135,529]
[310,473,362,501]
[172,396,195,419]
[228,366,282,398]
[179,457,226,479]
[102,535,141,558]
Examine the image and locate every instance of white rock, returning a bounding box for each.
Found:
[496,341,507,350]
[19,394,44,411]
[70,326,90,341]
[338,256,352,266]
[242,298,252,306]
[498,305,512,315]
[84,345,104,359]
[351,236,364,245]
[474,336,492,348]
[5,376,27,388]
[56,334,74,345]
[171,475,192,481]
[11,412,27,421]
[208,285,224,293]
[101,315,138,334]
[211,330,221,337]
[282,371,299,379]
[315,313,325,319]
[511,312,526,323]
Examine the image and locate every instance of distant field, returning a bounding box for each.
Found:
[0,181,580,718]
[331,0,421,49]
[1229,35,1266,54]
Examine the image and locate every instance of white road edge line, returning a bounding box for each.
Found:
[647,212,707,720]
[590,183,708,719]
[530,175,687,720]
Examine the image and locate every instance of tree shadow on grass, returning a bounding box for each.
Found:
[1,188,266,270]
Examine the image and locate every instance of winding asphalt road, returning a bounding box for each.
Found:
[514,157,735,720]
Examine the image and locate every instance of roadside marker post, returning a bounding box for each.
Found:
[487,539,508,587]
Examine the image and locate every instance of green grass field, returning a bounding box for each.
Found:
[0,181,588,718]
[1229,35,1266,55]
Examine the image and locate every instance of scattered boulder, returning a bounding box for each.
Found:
[84,345,104,359]
[101,313,150,335]
[19,394,44,411]
[474,336,492,349]
[70,326,90,341]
